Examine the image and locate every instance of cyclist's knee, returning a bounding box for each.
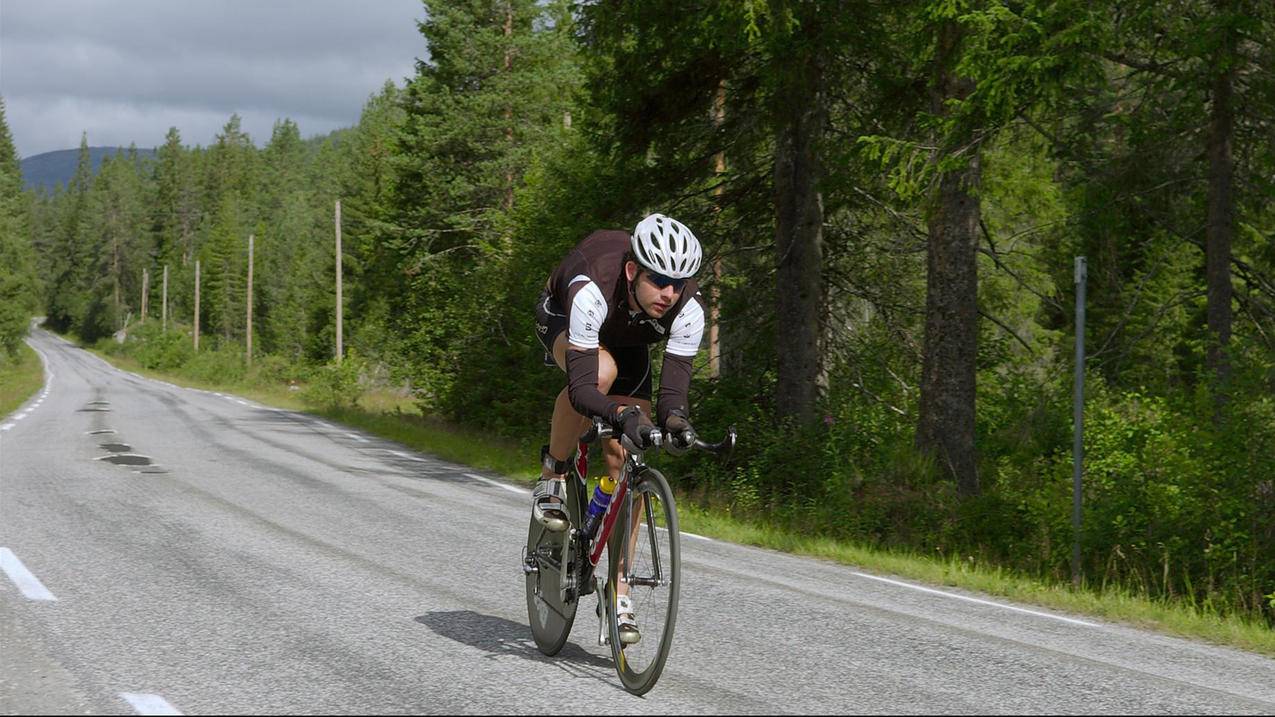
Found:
[597,347,618,393]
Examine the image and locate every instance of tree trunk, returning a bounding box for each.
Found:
[917,19,981,498]
[503,2,515,213]
[773,56,826,426]
[710,80,726,380]
[1205,3,1236,410]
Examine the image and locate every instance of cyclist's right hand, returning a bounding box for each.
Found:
[663,412,697,455]
[612,405,655,449]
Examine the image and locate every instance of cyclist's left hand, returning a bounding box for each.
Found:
[663,413,697,455]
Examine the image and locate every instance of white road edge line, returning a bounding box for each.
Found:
[850,571,1099,627]
[119,692,183,716]
[0,548,58,601]
[465,472,526,495]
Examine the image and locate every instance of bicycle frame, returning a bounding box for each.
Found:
[586,455,634,566]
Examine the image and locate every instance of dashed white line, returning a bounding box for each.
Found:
[849,571,1099,627]
[0,548,58,601]
[390,450,426,462]
[1,423,13,431]
[119,693,182,715]
[682,532,714,542]
[464,472,526,495]
[344,433,369,443]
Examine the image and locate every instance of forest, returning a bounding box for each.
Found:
[0,0,1272,626]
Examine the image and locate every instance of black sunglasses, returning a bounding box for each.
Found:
[645,270,687,292]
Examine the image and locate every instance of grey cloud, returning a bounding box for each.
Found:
[1,0,426,157]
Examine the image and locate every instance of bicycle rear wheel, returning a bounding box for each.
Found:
[526,476,585,655]
[606,468,680,695]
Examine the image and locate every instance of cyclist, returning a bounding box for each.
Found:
[532,212,704,645]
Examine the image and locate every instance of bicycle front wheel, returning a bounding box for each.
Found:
[606,467,680,695]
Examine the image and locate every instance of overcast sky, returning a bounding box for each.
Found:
[1,0,426,158]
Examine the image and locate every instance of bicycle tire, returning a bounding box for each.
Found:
[525,475,586,655]
[606,467,680,695]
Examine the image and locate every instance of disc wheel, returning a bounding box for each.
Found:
[526,476,585,655]
[606,468,680,695]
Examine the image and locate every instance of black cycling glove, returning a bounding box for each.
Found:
[612,405,655,450]
[663,410,697,455]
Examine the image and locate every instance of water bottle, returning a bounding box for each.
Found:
[582,474,617,539]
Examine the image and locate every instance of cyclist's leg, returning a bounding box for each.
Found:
[533,286,617,489]
[544,331,618,474]
[535,332,619,529]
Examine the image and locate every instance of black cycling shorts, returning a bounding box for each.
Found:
[534,289,652,401]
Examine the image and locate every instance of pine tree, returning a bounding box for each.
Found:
[43,134,95,334]
[390,0,581,404]
[0,97,39,357]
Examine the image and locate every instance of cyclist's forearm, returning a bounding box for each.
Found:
[656,352,693,426]
[564,348,619,421]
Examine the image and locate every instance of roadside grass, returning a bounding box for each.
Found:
[81,341,1275,657]
[0,342,44,419]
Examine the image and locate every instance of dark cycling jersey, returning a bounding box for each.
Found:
[543,230,704,427]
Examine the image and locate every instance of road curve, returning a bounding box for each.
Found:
[2,328,1273,715]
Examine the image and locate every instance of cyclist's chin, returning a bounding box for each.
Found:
[647,303,670,318]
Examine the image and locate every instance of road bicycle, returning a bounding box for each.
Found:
[523,418,735,695]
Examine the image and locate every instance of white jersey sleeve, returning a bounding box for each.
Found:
[567,276,608,349]
[666,296,705,357]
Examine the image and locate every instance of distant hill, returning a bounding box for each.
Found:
[20,147,157,193]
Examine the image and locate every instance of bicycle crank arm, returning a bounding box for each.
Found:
[596,577,610,646]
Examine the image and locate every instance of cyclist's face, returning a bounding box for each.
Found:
[626,261,683,318]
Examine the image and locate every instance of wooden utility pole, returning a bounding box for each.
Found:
[193,260,201,351]
[141,269,149,322]
[246,234,254,366]
[335,200,343,364]
[162,265,169,333]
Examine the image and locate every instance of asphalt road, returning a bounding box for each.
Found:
[2,328,1273,715]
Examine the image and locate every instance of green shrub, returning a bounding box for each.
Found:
[302,351,367,408]
[183,343,247,384]
[133,327,194,371]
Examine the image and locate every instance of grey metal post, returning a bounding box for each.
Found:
[1072,256,1087,588]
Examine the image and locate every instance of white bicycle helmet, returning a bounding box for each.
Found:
[631,213,702,279]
